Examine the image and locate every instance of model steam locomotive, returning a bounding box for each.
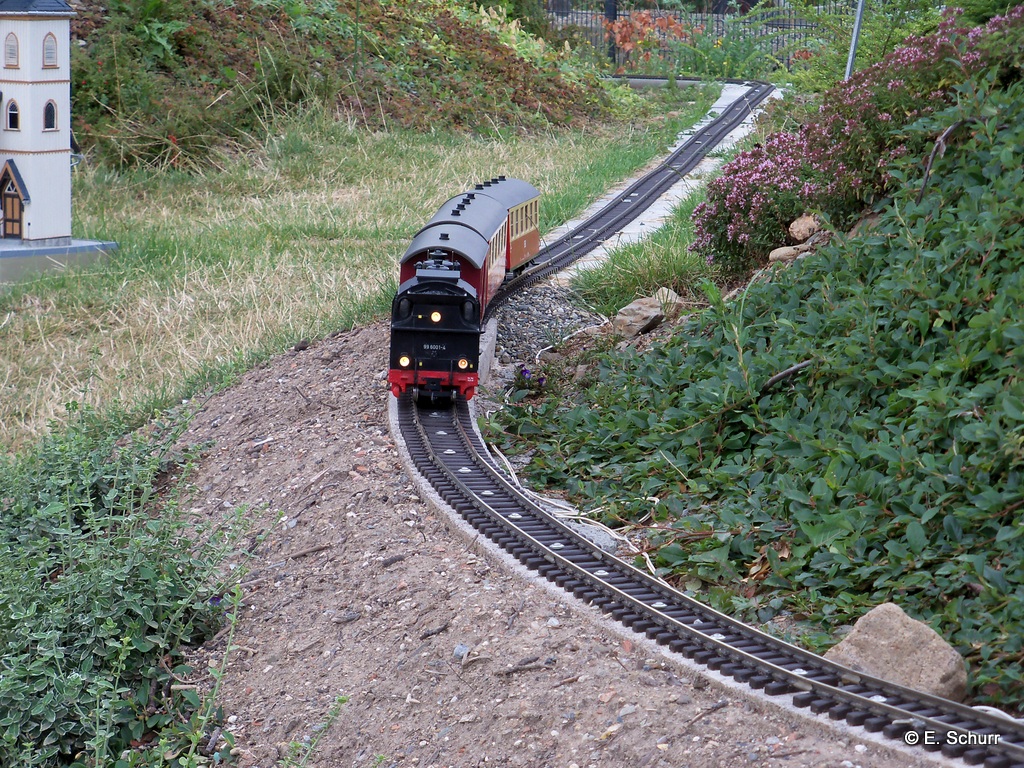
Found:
[387,176,540,403]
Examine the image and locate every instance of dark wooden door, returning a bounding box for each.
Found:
[2,179,21,238]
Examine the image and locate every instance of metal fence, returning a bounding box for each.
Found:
[546,0,855,70]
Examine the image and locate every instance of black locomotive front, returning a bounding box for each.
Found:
[388,258,482,401]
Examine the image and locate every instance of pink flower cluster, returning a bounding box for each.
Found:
[692,5,1024,274]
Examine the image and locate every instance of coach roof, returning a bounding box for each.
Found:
[473,176,539,211]
[400,223,491,270]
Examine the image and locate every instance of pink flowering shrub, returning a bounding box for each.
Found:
[692,5,1024,274]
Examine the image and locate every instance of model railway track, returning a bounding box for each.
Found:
[392,85,1024,765]
[486,79,776,318]
[396,393,1024,767]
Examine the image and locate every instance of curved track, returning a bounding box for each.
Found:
[394,84,1024,766]
[487,79,775,318]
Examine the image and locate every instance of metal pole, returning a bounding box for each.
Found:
[844,0,867,80]
[605,0,617,63]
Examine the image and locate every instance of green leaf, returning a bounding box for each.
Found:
[905,522,927,555]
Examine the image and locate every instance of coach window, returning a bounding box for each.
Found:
[43,101,57,131]
[4,33,18,68]
[6,101,19,131]
[43,33,58,68]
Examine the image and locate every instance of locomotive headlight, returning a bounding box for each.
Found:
[430,311,442,323]
[399,356,411,367]
[457,358,469,370]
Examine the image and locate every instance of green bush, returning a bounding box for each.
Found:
[0,405,238,766]
[670,10,783,79]
[493,75,1024,708]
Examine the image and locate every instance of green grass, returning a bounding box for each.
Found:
[571,187,712,315]
[0,84,717,452]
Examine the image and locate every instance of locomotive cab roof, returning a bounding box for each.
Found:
[419,191,507,243]
[396,274,478,299]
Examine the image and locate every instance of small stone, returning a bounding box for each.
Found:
[788,213,821,242]
[453,643,470,661]
[612,296,665,336]
[546,617,561,628]
[768,245,802,263]
[617,704,637,718]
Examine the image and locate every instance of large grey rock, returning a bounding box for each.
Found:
[824,603,967,701]
[612,296,665,337]
[653,287,685,318]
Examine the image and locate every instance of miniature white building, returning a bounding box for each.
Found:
[0,0,73,246]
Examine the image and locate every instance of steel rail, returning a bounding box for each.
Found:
[397,393,1024,768]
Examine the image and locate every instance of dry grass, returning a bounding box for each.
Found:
[0,89,716,450]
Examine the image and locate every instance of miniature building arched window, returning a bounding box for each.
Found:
[6,101,20,131]
[43,33,58,68]
[4,34,18,68]
[44,101,57,131]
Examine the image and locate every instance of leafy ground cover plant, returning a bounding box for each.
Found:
[691,5,1024,274]
[0,405,245,765]
[491,75,1024,709]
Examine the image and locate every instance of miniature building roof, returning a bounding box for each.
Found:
[0,160,30,203]
[0,0,75,15]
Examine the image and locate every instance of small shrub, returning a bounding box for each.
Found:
[782,0,941,94]
[0,405,240,766]
[605,11,693,74]
[692,5,1024,274]
[669,11,783,79]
